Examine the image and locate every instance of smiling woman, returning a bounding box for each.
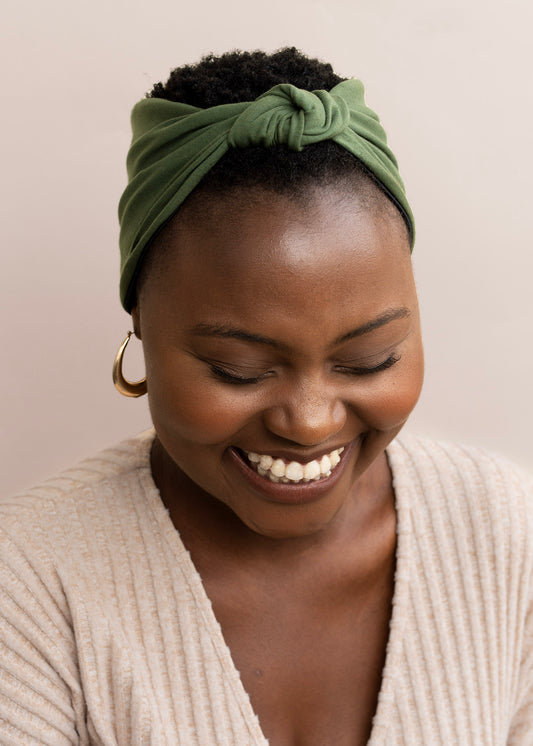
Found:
[136,186,423,543]
[1,48,532,746]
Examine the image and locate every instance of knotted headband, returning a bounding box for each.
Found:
[118,79,414,311]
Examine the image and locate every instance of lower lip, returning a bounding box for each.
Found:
[227,442,356,506]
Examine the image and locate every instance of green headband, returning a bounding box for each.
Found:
[118,79,414,311]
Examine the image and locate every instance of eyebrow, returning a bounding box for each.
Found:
[333,307,411,345]
[190,323,288,350]
[189,307,410,350]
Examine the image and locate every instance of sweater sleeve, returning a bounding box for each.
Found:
[508,567,533,745]
[0,515,86,746]
[507,465,533,745]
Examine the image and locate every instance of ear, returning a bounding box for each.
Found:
[131,306,142,339]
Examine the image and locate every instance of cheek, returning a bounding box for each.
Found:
[355,351,424,431]
[146,363,260,446]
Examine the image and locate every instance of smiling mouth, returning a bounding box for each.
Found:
[241,447,345,485]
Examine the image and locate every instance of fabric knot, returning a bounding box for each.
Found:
[227,84,350,152]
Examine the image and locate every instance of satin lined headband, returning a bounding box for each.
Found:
[118,79,415,311]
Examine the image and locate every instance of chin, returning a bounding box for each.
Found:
[237,498,348,541]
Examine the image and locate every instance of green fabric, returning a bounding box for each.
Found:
[118,79,414,311]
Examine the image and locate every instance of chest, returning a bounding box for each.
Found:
[209,568,394,746]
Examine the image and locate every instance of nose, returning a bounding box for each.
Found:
[262,376,347,447]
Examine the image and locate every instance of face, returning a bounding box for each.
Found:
[132,185,424,540]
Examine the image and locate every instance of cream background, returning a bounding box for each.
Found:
[2,0,532,495]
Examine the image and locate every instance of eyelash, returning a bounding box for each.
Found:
[209,354,401,386]
[209,365,265,385]
[336,353,401,377]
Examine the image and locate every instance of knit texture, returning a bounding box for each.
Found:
[0,431,532,745]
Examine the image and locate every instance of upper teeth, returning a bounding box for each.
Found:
[245,447,344,484]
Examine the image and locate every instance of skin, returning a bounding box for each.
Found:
[132,183,424,745]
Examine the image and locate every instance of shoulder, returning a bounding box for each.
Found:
[389,432,533,586]
[0,429,156,556]
[1,429,155,504]
[389,432,533,513]
[0,435,158,744]
[387,437,533,736]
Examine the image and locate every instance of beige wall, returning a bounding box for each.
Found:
[2,0,532,495]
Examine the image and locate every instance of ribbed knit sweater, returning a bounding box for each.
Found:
[0,431,532,745]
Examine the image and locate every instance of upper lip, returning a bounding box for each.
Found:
[234,442,352,464]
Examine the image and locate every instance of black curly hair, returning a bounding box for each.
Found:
[149,48,344,106]
[146,47,394,204]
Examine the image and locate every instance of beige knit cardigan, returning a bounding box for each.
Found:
[0,431,532,745]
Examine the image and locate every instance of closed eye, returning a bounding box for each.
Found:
[209,365,269,385]
[335,353,401,376]
[210,355,401,384]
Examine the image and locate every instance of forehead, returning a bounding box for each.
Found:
[141,185,414,328]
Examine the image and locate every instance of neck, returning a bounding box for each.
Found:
[150,436,396,584]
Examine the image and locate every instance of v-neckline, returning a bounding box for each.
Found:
[137,431,413,745]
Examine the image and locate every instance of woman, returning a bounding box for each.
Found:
[0,48,531,745]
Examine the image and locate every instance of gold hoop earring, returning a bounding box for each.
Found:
[112,331,147,397]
